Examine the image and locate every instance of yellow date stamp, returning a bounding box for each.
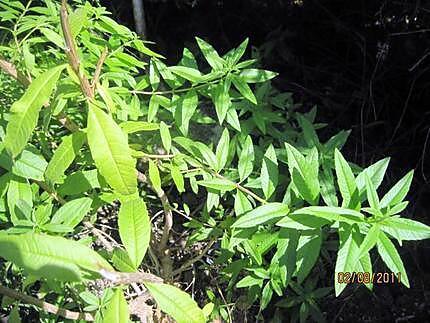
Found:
[337,272,402,284]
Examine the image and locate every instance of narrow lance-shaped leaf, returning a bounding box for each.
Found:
[215,128,230,171]
[231,74,257,104]
[197,178,236,191]
[51,197,92,228]
[239,69,278,83]
[0,232,113,282]
[102,289,130,323]
[334,149,360,209]
[260,144,278,199]
[118,198,150,269]
[212,80,231,124]
[87,103,137,195]
[44,131,86,184]
[334,224,361,296]
[195,37,225,70]
[377,231,410,287]
[4,65,66,158]
[148,160,162,193]
[380,170,414,209]
[159,121,171,153]
[233,203,290,228]
[145,282,206,323]
[175,89,198,136]
[380,217,430,241]
[170,164,185,193]
[238,135,254,181]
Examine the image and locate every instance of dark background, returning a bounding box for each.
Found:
[102,0,430,321]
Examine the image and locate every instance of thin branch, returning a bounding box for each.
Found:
[0,57,79,132]
[0,57,30,86]
[60,0,93,99]
[92,47,108,91]
[173,239,216,276]
[0,285,94,321]
[99,269,163,285]
[213,173,267,204]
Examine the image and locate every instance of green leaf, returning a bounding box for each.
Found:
[380,170,414,209]
[229,38,249,66]
[380,217,430,241]
[295,230,321,284]
[234,190,252,216]
[148,160,162,193]
[197,178,236,191]
[11,147,48,181]
[87,103,137,196]
[232,203,289,228]
[169,66,203,83]
[0,232,112,281]
[45,131,86,184]
[334,149,360,209]
[51,197,92,228]
[175,90,198,136]
[120,121,160,133]
[356,224,380,262]
[145,282,205,323]
[159,121,171,153]
[102,289,129,323]
[239,69,278,83]
[148,95,160,122]
[215,128,230,171]
[238,136,254,181]
[297,115,320,148]
[365,174,380,210]
[231,74,257,104]
[7,176,32,224]
[149,59,160,90]
[292,206,364,224]
[196,37,225,70]
[118,197,150,269]
[285,143,319,204]
[355,158,390,200]
[212,80,231,124]
[334,224,361,296]
[4,65,65,157]
[260,144,278,199]
[319,167,338,206]
[377,232,410,287]
[111,248,136,272]
[272,228,299,288]
[170,164,185,193]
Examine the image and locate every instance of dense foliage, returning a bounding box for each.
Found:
[0,0,429,322]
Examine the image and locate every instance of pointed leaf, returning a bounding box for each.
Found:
[232,203,289,228]
[145,282,205,323]
[377,232,410,287]
[118,198,150,268]
[4,65,65,157]
[87,103,137,195]
[45,131,86,184]
[102,289,129,323]
[0,232,113,281]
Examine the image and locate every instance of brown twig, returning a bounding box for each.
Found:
[92,47,108,91]
[0,57,79,132]
[60,0,93,99]
[213,173,267,204]
[99,269,163,285]
[173,239,216,276]
[0,285,94,321]
[0,57,30,87]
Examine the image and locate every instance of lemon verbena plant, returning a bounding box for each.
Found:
[0,0,429,322]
